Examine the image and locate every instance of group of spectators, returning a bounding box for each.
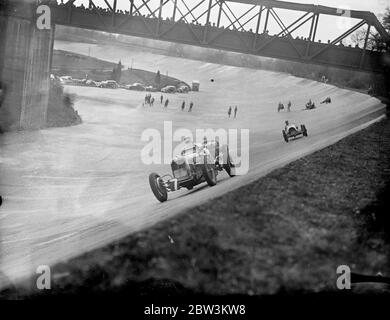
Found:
[143,94,168,108]
[50,1,365,49]
[143,94,195,112]
[278,101,292,112]
[144,93,155,106]
[228,106,238,118]
[180,101,194,112]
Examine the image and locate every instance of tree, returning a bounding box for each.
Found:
[383,7,390,31]
[110,60,122,82]
[351,7,390,52]
[155,70,161,88]
[350,28,376,50]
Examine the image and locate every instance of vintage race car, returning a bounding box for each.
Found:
[148,141,235,202]
[282,124,308,143]
[305,101,316,110]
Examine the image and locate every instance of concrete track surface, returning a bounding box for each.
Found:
[0,42,385,288]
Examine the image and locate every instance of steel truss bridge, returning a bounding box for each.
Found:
[3,0,390,72]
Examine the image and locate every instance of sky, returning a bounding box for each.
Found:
[67,0,390,43]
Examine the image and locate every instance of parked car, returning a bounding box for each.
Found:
[145,86,158,92]
[72,79,84,85]
[99,80,119,89]
[59,76,73,84]
[177,85,190,93]
[126,83,145,91]
[161,85,176,93]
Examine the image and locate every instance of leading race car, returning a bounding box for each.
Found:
[282,121,308,143]
[148,139,235,202]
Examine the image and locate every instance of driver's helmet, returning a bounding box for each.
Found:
[285,120,289,126]
[203,136,208,145]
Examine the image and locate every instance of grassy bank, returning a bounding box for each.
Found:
[46,79,82,128]
[2,119,390,298]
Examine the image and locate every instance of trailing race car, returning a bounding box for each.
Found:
[282,121,308,143]
[148,140,235,202]
[305,100,316,110]
[320,97,332,104]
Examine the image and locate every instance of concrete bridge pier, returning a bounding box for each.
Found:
[0,15,55,131]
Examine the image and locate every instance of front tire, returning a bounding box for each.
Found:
[301,125,308,137]
[224,153,236,177]
[149,173,168,202]
[220,145,235,177]
[283,130,289,143]
[202,161,217,187]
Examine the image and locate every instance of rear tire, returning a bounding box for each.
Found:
[149,173,168,202]
[301,125,308,137]
[283,130,289,143]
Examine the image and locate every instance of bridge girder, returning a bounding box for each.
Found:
[61,0,390,42]
[1,0,389,73]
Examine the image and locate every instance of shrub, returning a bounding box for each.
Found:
[46,79,82,128]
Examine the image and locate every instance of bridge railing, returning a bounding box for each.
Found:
[3,0,389,72]
[51,0,389,50]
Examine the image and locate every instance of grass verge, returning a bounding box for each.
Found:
[2,119,390,298]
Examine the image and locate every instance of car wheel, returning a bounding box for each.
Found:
[283,130,289,143]
[149,173,168,202]
[202,161,217,187]
[219,145,235,177]
[224,153,236,177]
[301,125,308,137]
